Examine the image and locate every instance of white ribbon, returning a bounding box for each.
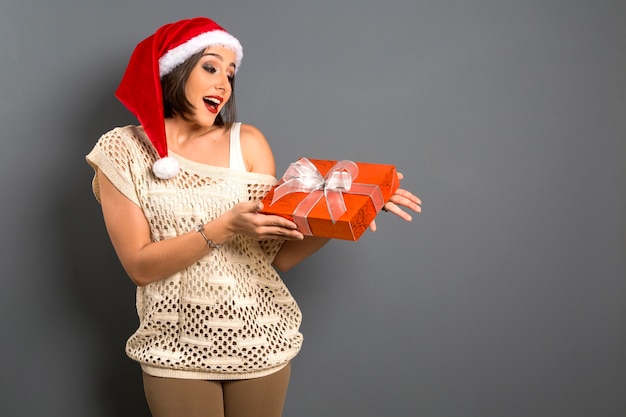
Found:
[271,158,360,227]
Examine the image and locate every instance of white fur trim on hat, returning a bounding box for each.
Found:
[158,31,243,78]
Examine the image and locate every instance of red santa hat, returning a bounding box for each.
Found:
[115,17,243,179]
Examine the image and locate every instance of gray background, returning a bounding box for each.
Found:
[1,0,624,416]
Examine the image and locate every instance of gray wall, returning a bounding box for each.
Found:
[1,1,624,416]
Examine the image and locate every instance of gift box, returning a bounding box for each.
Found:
[259,158,399,241]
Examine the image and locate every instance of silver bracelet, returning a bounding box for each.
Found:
[195,224,222,249]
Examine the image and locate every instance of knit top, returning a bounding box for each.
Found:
[86,125,303,380]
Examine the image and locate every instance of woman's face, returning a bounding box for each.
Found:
[185,45,236,126]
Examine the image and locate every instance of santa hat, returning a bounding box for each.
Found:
[115,17,243,179]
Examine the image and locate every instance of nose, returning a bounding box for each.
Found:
[216,75,229,92]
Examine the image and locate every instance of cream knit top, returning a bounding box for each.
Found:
[86,125,303,380]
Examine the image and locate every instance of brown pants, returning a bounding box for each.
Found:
[142,363,291,417]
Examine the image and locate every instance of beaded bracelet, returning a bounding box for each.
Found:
[195,224,223,249]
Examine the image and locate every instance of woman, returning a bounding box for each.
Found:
[86,17,421,417]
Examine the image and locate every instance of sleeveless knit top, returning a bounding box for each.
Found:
[86,124,303,380]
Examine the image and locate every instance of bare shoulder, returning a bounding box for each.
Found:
[239,123,276,176]
[239,123,267,145]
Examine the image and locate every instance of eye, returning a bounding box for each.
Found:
[202,64,217,74]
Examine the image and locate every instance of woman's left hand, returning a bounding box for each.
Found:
[369,172,422,232]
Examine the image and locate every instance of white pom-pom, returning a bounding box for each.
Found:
[153,156,180,179]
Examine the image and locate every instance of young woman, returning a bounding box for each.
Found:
[86,17,421,417]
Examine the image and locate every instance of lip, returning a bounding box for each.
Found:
[203,95,223,114]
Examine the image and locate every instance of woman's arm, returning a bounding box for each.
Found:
[272,235,330,272]
[98,168,303,287]
[272,173,422,271]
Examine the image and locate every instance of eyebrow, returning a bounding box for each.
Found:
[202,52,237,69]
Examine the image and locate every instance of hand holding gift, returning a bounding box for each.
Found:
[369,172,422,233]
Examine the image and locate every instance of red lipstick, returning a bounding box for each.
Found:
[203,95,223,114]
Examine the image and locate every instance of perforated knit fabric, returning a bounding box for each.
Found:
[86,125,303,380]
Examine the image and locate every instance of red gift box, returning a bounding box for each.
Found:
[259,158,399,241]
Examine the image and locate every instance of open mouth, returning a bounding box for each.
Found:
[203,96,222,114]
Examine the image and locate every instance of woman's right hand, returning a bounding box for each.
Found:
[219,201,304,241]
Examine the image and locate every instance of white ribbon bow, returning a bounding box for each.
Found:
[271,158,360,224]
